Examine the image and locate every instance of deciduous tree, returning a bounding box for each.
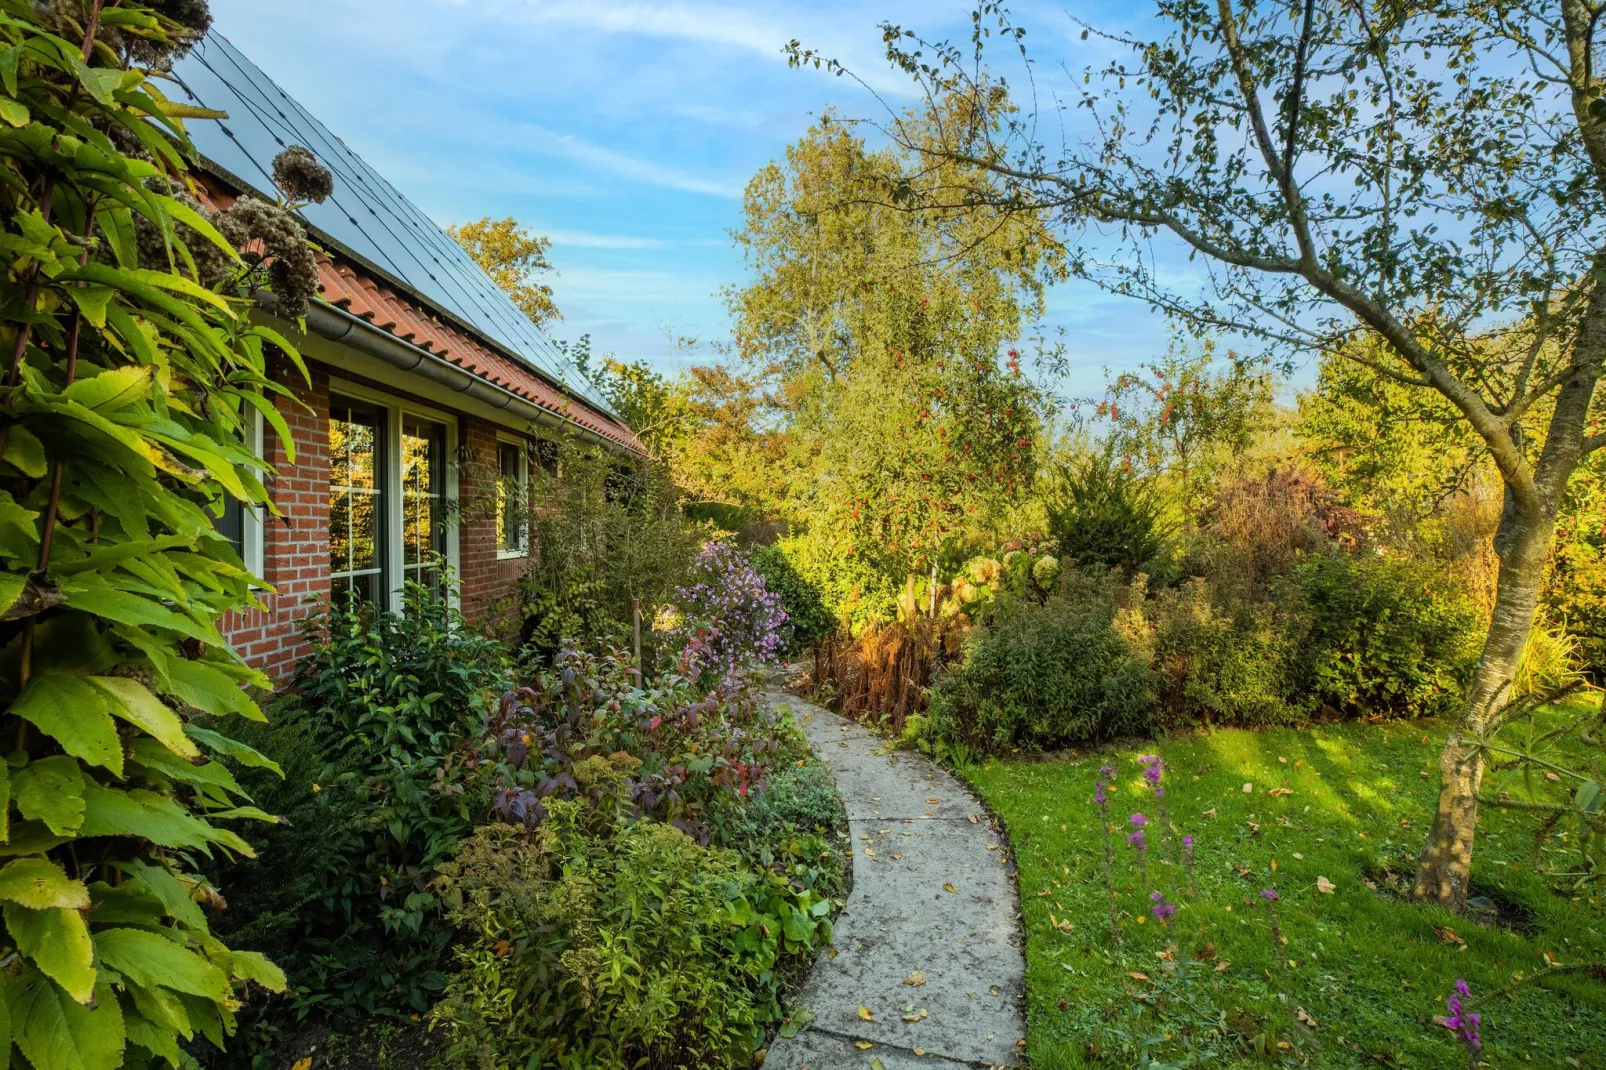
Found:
[791,0,1606,906]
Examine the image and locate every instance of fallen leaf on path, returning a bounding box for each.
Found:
[927,797,942,804]
[943,882,956,893]
[891,853,901,860]
[904,970,926,987]
[986,844,998,851]
[968,813,980,824]
[871,1060,885,1070]
[855,1039,872,1050]
[859,1005,875,1021]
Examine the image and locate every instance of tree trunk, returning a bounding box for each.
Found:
[1413,507,1553,908]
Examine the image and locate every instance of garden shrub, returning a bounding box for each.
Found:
[483,646,786,846]
[915,569,1156,758]
[750,542,836,653]
[0,4,357,1064]
[433,811,833,1070]
[1145,579,1298,728]
[1289,552,1481,719]
[209,583,513,1025]
[660,540,787,689]
[1047,446,1173,579]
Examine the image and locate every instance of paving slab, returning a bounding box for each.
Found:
[763,692,1026,1070]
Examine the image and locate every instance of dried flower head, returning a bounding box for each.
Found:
[272,145,334,205]
[218,196,321,319]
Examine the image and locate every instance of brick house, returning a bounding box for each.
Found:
[170,34,643,679]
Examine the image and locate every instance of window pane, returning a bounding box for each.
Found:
[401,418,445,588]
[497,442,524,553]
[330,399,386,608]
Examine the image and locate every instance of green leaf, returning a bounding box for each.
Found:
[128,984,191,1042]
[62,577,223,646]
[3,423,47,477]
[0,822,69,857]
[122,1005,181,1066]
[88,676,200,761]
[5,904,96,1004]
[215,949,286,993]
[10,674,123,775]
[1579,779,1601,815]
[122,860,206,931]
[94,928,230,1001]
[78,784,217,853]
[63,365,154,413]
[0,97,26,127]
[66,284,115,329]
[10,970,125,1070]
[128,739,242,805]
[163,658,263,722]
[0,858,90,910]
[12,756,86,836]
[184,725,282,777]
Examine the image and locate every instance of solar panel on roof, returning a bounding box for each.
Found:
[166,32,618,416]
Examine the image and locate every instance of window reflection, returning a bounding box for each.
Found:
[402,417,446,593]
[329,399,385,609]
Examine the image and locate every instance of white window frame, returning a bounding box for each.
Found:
[495,432,531,560]
[241,407,266,578]
[328,378,460,614]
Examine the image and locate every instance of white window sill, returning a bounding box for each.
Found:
[497,548,530,561]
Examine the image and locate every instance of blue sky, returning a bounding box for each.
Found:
[206,0,1183,399]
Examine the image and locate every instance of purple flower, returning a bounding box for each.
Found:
[1127,828,1147,851]
[1261,888,1279,901]
[1098,763,1116,779]
[1129,812,1147,828]
[1149,891,1177,922]
[1442,979,1482,1054]
[1181,834,1194,848]
[1093,782,1108,805]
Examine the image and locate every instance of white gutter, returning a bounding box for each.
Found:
[301,301,634,455]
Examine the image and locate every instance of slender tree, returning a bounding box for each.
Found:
[448,216,561,327]
[789,0,1606,907]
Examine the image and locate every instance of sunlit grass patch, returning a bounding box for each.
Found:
[969,716,1606,1068]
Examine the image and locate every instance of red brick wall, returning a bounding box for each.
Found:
[459,415,531,632]
[220,361,333,681]
[221,363,537,681]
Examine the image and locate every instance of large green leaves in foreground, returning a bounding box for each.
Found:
[0,2,297,1066]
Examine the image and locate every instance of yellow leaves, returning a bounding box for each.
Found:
[292,1060,313,1070]
[854,1039,872,1050]
[926,797,942,804]
[1268,787,1294,798]
[858,1004,875,1021]
[903,970,926,987]
[942,882,956,893]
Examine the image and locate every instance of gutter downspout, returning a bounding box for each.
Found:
[301,302,629,453]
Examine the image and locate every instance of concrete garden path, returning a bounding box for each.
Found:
[762,691,1027,1070]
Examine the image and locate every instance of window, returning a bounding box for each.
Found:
[496,439,528,557]
[329,398,386,609]
[215,409,264,576]
[326,385,458,614]
[402,417,447,591]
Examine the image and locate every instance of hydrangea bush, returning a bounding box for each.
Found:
[663,541,788,690]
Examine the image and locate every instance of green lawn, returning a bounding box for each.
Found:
[967,702,1606,1068]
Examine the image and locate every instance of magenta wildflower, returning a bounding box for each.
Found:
[1094,763,1120,947]
[1149,890,1177,922]
[1442,978,1482,1059]
[1127,812,1151,888]
[1261,887,1287,969]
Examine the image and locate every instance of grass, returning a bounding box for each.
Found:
[966,698,1606,1068]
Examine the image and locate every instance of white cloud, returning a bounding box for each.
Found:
[520,124,744,198]
[450,0,919,96]
[544,228,667,249]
